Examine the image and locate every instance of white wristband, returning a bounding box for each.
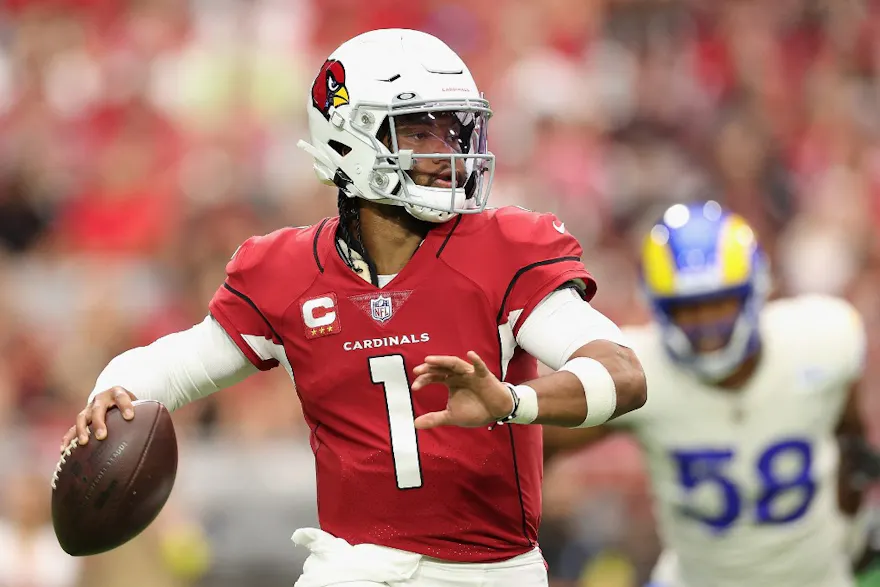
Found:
[506,384,539,424]
[560,357,616,428]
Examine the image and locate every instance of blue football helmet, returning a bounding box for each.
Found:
[640,201,771,381]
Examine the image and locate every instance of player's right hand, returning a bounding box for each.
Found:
[61,387,138,451]
[412,351,514,429]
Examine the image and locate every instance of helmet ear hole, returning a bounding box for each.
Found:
[328,140,352,156]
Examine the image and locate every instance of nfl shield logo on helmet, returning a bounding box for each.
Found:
[370,295,393,323]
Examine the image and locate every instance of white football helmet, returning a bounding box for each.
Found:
[297,29,495,223]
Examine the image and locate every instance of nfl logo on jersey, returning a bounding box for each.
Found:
[370,295,393,323]
[349,290,412,326]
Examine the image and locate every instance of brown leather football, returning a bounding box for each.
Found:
[51,399,178,556]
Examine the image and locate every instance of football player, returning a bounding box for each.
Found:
[60,29,647,587]
[544,201,872,587]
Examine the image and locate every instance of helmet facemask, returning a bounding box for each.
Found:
[349,98,494,223]
[652,263,770,382]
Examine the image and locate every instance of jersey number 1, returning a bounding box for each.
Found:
[369,355,423,489]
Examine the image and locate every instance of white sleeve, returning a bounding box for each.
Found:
[89,316,258,411]
[515,288,628,370]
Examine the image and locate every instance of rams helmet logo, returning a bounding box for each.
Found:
[311,59,349,120]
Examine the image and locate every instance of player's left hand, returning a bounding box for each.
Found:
[412,351,514,429]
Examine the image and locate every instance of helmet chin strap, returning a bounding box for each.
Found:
[404,201,458,223]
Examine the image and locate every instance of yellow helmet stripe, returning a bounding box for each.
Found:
[717,215,755,286]
[642,227,677,296]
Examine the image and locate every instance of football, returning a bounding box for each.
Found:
[51,399,178,556]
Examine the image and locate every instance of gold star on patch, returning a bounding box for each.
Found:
[311,329,317,336]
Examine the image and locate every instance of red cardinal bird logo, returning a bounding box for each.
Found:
[311,59,349,120]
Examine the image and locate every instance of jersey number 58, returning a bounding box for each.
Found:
[671,439,816,532]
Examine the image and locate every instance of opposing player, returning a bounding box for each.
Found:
[60,29,647,587]
[544,201,872,587]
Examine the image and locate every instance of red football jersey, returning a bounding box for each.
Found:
[208,207,596,563]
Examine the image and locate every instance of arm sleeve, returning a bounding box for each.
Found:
[516,288,629,370]
[89,316,258,412]
[208,238,282,371]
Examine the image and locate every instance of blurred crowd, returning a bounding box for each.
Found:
[1,0,879,586]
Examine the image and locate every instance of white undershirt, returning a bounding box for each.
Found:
[377,274,397,288]
[90,287,627,411]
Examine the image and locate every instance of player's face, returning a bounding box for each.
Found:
[668,295,743,353]
[389,112,468,189]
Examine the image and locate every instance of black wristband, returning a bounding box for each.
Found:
[497,383,520,424]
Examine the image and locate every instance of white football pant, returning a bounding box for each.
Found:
[292,527,548,587]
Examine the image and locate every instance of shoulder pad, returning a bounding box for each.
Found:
[772,294,866,382]
[487,206,572,247]
[225,222,327,279]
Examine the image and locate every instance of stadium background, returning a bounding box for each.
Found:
[1,0,879,586]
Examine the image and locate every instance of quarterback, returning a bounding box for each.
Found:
[544,201,871,587]
[60,29,647,587]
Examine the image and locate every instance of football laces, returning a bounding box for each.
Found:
[51,437,80,490]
